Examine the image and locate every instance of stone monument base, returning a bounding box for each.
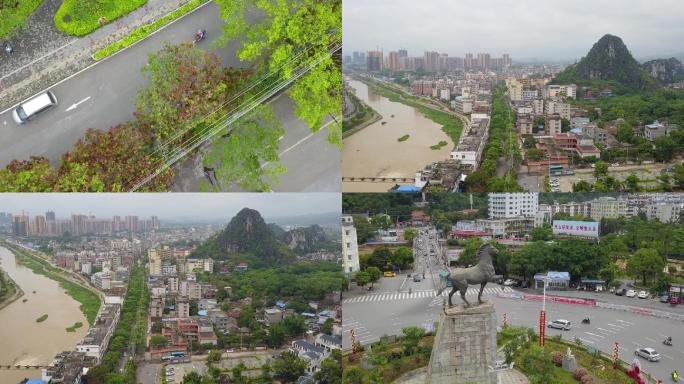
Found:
[426,302,497,384]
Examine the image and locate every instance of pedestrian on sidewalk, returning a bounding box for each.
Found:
[4,42,12,54]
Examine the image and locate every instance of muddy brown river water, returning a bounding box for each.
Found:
[0,245,88,383]
[342,79,453,192]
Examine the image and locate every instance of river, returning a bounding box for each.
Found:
[0,245,88,383]
[342,79,453,192]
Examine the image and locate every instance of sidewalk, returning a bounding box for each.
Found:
[0,0,195,112]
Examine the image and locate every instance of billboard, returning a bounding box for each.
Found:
[552,220,599,238]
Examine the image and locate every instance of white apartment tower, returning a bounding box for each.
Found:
[489,193,539,219]
[341,216,360,276]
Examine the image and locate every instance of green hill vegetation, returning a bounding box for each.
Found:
[553,34,656,94]
[191,208,295,267]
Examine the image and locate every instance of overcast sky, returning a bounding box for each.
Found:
[0,193,340,220]
[343,0,684,61]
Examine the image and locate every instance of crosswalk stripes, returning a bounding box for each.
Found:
[342,286,514,304]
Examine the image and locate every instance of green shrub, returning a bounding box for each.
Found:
[55,0,148,36]
[397,134,410,142]
[573,367,589,380]
[93,0,204,60]
[0,0,43,39]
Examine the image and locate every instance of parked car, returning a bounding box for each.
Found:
[413,275,422,282]
[383,271,397,277]
[625,289,637,298]
[503,279,516,286]
[547,319,572,330]
[615,288,626,296]
[634,347,661,362]
[637,290,648,299]
[660,295,671,303]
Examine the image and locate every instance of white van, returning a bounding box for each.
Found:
[12,91,58,124]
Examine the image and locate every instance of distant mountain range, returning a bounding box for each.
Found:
[551,34,657,93]
[641,57,684,84]
[190,208,338,265]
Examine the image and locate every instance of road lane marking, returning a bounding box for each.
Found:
[597,327,617,334]
[65,96,91,112]
[645,337,656,343]
[261,120,335,168]
[616,319,634,325]
[579,338,595,344]
[584,332,604,339]
[632,342,642,347]
[662,354,673,360]
[607,323,625,329]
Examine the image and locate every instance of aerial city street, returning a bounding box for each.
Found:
[342,192,684,383]
[0,0,341,192]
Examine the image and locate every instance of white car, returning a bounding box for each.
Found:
[637,290,648,299]
[634,347,661,362]
[503,279,516,286]
[547,319,572,330]
[625,289,637,298]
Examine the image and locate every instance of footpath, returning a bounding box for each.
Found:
[0,0,194,112]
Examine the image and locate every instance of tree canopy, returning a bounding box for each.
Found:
[215,0,342,146]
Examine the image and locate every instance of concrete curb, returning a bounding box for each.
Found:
[91,0,212,62]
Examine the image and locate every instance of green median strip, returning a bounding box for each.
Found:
[93,0,206,61]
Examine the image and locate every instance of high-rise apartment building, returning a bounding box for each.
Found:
[387,51,400,71]
[12,213,29,237]
[424,51,440,72]
[367,50,383,71]
[489,193,539,219]
[464,53,473,69]
[45,211,55,221]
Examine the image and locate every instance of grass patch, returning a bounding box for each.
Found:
[93,0,205,60]
[397,134,410,142]
[430,141,448,150]
[361,78,463,144]
[0,0,43,39]
[36,314,48,322]
[3,242,101,325]
[0,269,18,304]
[66,321,84,332]
[54,0,148,37]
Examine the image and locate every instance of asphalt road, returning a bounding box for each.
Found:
[343,282,684,381]
[0,2,339,191]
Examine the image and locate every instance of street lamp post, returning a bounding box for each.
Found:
[539,276,548,347]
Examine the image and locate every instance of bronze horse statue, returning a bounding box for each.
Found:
[436,243,498,307]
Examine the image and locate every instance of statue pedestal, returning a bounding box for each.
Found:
[426,302,497,384]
